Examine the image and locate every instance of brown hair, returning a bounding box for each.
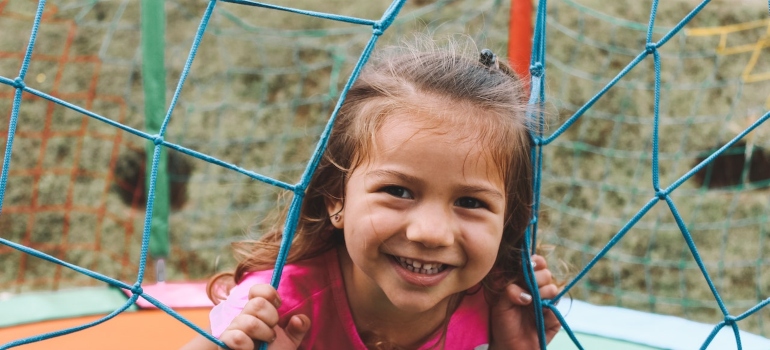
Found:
[208,38,533,349]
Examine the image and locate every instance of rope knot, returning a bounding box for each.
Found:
[531,136,543,146]
[294,182,307,194]
[645,43,657,54]
[12,77,25,90]
[131,284,143,296]
[372,22,384,36]
[655,189,667,199]
[529,62,544,77]
[530,217,538,225]
[724,315,737,325]
[152,135,164,146]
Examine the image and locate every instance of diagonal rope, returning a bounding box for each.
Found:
[0,0,406,348]
[526,0,769,349]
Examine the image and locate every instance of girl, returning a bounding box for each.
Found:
[184,40,561,350]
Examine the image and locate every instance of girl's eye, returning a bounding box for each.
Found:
[382,186,412,199]
[455,197,485,209]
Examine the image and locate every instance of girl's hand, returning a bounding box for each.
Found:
[489,255,562,350]
[218,284,311,350]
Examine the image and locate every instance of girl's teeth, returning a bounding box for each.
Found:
[396,256,445,275]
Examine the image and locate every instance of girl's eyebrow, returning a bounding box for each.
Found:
[365,169,423,185]
[365,169,504,200]
[456,184,505,200]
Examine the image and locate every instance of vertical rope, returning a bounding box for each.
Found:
[527,1,549,348]
[0,0,46,214]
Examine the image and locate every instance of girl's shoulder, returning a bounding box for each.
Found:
[238,249,336,288]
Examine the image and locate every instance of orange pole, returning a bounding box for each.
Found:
[508,0,534,81]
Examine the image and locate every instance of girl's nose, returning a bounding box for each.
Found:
[405,204,455,248]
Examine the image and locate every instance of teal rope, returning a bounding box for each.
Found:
[525,0,770,349]
[0,0,45,217]
[261,4,406,349]
[0,0,405,348]
[526,0,550,346]
[268,0,405,295]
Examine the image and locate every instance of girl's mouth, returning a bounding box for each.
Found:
[393,255,448,275]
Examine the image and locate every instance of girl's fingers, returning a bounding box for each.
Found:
[504,283,535,306]
[529,256,562,299]
[247,284,282,310]
[242,296,280,328]
[530,255,547,271]
[219,329,256,350]
[227,313,277,345]
[284,314,312,347]
[538,283,559,299]
[506,283,559,306]
[534,268,552,288]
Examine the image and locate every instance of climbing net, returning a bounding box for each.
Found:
[1,0,769,349]
[529,0,770,348]
[0,0,409,347]
[0,0,509,292]
[537,0,770,343]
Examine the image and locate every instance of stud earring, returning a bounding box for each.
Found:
[333,214,341,222]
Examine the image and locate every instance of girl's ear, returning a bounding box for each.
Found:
[325,197,344,229]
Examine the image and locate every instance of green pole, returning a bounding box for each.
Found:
[141,0,170,273]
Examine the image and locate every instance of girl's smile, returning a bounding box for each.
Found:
[328,95,507,325]
[389,254,454,287]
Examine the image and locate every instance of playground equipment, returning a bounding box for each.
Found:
[1,0,770,348]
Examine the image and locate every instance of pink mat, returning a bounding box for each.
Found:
[122,282,214,309]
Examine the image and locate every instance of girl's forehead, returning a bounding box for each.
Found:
[373,101,497,148]
[372,138,503,196]
[363,111,505,179]
[348,92,521,183]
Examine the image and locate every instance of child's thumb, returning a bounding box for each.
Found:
[284,314,311,347]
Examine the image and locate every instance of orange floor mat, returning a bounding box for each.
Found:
[0,308,212,349]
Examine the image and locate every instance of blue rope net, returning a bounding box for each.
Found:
[0,0,406,348]
[1,0,769,349]
[539,1,770,342]
[524,0,770,349]
[0,0,510,292]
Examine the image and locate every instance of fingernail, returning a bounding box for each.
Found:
[531,260,537,268]
[274,297,282,309]
[521,292,532,303]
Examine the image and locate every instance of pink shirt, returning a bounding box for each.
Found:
[210,249,490,349]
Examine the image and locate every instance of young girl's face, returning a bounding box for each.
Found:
[329,98,507,315]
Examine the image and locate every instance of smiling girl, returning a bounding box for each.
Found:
[183,40,561,350]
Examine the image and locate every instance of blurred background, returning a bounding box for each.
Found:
[1,0,769,338]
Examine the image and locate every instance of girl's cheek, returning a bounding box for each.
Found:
[463,223,504,261]
[372,211,405,234]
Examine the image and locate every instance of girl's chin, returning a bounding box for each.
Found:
[382,290,453,314]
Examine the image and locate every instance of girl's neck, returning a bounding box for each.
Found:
[337,246,450,348]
